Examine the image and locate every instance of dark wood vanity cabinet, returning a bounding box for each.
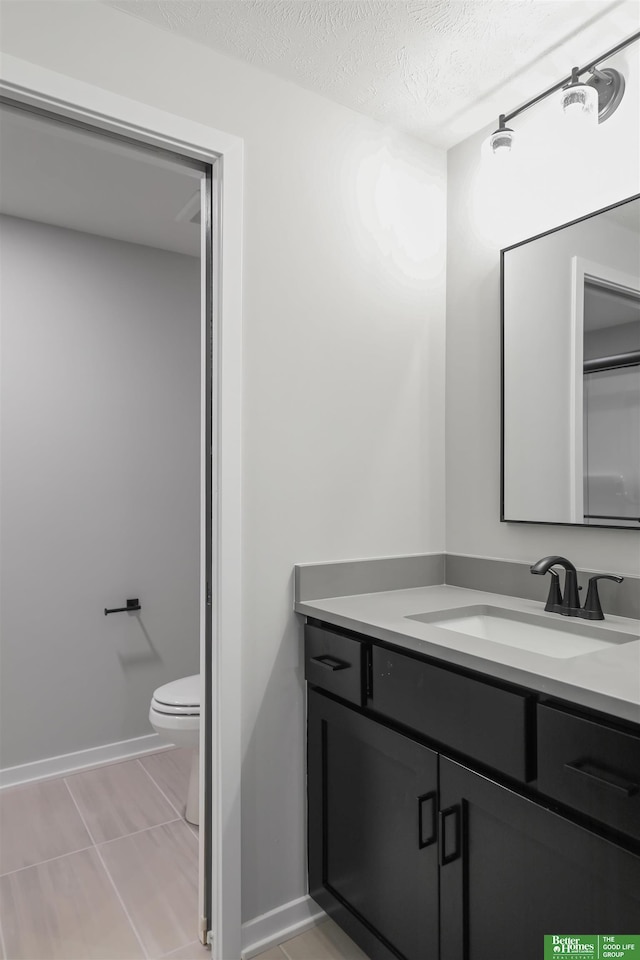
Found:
[308,690,439,960]
[305,621,640,960]
[536,703,640,842]
[439,758,640,960]
[369,644,533,780]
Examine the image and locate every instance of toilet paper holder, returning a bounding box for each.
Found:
[104,598,141,616]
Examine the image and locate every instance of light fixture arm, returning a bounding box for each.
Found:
[501,28,639,124]
[589,66,612,83]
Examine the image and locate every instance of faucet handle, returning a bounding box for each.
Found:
[582,575,624,621]
[542,569,563,613]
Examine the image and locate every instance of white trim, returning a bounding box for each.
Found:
[0,55,240,161]
[197,162,209,943]
[212,139,244,960]
[569,256,585,524]
[0,55,244,960]
[241,896,326,960]
[0,733,172,790]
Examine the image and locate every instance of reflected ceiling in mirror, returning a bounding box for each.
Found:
[501,194,640,530]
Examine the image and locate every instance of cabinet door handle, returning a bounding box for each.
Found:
[309,655,350,672]
[440,805,461,865]
[418,791,437,849]
[564,760,639,797]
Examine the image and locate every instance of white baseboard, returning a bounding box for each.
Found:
[0,733,174,789]
[241,895,326,959]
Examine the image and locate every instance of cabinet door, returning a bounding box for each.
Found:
[308,689,439,960]
[439,757,640,960]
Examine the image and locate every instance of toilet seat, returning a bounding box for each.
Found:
[151,701,200,716]
[152,674,200,711]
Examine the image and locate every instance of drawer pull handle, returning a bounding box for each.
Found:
[564,760,639,797]
[418,791,437,849]
[309,655,350,672]
[440,805,461,865]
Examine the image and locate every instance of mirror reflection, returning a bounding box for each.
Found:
[502,195,640,529]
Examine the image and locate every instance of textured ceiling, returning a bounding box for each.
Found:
[105,0,639,148]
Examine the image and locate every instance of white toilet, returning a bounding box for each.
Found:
[149,674,200,826]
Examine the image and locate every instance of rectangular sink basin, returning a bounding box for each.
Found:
[405,605,638,659]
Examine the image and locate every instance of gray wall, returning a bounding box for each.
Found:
[0,214,201,769]
[446,44,640,576]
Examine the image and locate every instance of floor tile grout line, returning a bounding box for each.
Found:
[63,778,98,846]
[65,768,183,843]
[96,816,185,850]
[62,779,149,960]
[0,842,96,879]
[136,755,186,821]
[278,941,296,960]
[94,816,200,960]
[92,839,151,960]
[160,941,210,959]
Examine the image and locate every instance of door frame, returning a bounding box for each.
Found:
[0,54,243,960]
[569,256,639,523]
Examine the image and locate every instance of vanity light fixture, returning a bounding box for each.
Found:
[585,67,626,123]
[560,67,598,123]
[488,28,639,157]
[489,115,514,156]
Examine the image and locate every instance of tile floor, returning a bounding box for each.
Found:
[0,751,369,960]
[0,747,206,960]
[254,919,370,960]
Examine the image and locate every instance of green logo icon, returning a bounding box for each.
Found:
[544,936,640,959]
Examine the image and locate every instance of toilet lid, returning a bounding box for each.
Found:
[153,674,200,708]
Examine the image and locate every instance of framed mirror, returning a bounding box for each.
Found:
[501,193,640,529]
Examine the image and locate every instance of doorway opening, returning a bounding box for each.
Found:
[0,99,214,958]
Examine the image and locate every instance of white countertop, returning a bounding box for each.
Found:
[295,584,640,725]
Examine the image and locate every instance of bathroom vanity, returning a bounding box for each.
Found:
[298,584,640,960]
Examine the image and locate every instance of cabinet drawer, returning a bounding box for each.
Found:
[370,647,531,781]
[537,704,640,841]
[304,625,364,706]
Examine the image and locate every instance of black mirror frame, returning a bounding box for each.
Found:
[500,192,640,530]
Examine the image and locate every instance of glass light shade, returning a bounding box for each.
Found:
[490,125,514,156]
[560,81,598,123]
